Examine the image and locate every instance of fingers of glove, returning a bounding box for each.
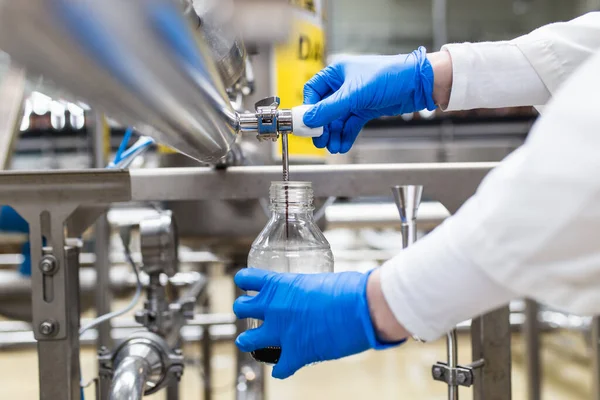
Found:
[326,118,345,154]
[340,115,367,154]
[234,268,275,292]
[303,89,350,128]
[233,295,265,320]
[303,66,341,105]
[236,324,279,353]
[304,85,332,105]
[272,348,303,380]
[312,123,330,149]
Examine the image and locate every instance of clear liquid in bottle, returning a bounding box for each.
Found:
[246,182,334,364]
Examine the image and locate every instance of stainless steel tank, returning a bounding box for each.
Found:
[188,0,248,88]
[156,1,264,258]
[0,0,239,162]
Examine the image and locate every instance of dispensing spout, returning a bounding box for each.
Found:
[391,185,424,248]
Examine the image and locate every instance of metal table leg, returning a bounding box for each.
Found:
[91,113,113,400]
[524,299,541,400]
[37,245,82,400]
[167,374,180,400]
[447,329,459,400]
[471,306,512,400]
[591,316,600,400]
[202,294,213,400]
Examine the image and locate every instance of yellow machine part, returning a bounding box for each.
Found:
[274,0,327,160]
[158,0,327,160]
[157,143,177,154]
[102,115,111,160]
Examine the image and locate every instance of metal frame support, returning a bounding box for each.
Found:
[91,112,113,400]
[202,274,213,400]
[446,329,459,400]
[0,163,497,400]
[471,306,512,400]
[524,299,541,400]
[0,169,130,400]
[591,316,600,400]
[37,245,82,400]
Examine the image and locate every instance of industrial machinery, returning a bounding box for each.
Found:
[0,1,593,400]
[97,212,208,400]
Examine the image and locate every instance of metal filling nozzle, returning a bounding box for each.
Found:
[391,185,424,248]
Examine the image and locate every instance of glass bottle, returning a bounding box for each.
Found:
[247,181,334,364]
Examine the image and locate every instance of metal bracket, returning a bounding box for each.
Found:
[432,359,485,388]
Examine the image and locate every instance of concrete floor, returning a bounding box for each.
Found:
[0,330,593,399]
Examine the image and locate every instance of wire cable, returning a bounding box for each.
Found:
[115,136,154,163]
[114,127,133,164]
[107,136,154,169]
[79,228,143,336]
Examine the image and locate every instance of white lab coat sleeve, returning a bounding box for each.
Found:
[380,50,600,342]
[441,41,550,110]
[442,12,600,111]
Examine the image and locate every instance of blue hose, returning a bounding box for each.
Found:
[114,127,134,165]
[115,137,154,164]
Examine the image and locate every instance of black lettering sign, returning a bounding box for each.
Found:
[298,35,324,63]
[290,0,316,14]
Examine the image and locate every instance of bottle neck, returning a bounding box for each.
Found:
[270,206,314,219]
[269,181,314,217]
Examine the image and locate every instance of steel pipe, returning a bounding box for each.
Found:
[325,201,450,230]
[447,329,459,400]
[110,356,151,400]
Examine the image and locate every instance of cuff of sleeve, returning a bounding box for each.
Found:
[442,41,550,111]
[361,270,407,350]
[379,222,516,342]
[441,43,471,111]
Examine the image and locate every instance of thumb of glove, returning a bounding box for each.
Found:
[272,348,302,380]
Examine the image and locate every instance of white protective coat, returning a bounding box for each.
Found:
[380,12,600,341]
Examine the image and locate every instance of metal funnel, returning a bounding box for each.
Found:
[391,185,424,248]
[0,0,239,163]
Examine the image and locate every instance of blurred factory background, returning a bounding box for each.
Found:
[12,0,600,170]
[0,1,598,400]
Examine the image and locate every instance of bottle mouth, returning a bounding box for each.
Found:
[270,181,314,210]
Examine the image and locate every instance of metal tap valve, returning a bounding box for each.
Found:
[239,96,293,141]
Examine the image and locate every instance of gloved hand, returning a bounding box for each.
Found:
[233,268,402,379]
[303,46,436,154]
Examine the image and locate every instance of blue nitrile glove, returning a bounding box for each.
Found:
[0,206,28,233]
[303,46,436,154]
[233,268,403,379]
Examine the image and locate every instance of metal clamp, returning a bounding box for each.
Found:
[432,359,485,388]
[238,96,293,141]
